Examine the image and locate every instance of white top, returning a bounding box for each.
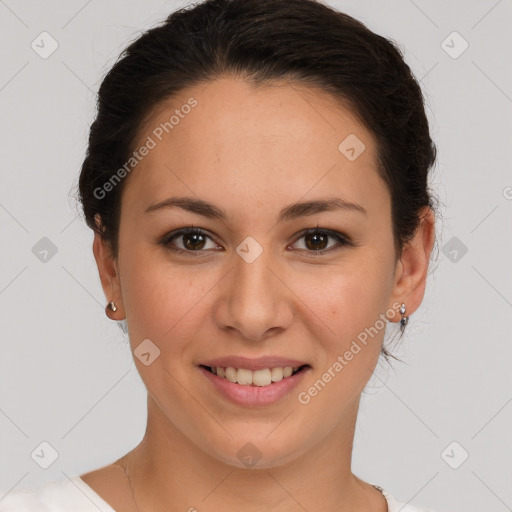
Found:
[0,476,437,511]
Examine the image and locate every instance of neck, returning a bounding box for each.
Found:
[116,394,387,512]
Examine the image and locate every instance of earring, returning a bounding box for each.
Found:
[399,303,409,333]
[106,301,117,316]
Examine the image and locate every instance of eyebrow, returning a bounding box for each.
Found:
[144,196,367,222]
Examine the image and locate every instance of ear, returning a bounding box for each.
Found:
[93,214,125,319]
[388,206,435,322]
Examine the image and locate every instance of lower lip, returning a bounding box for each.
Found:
[199,365,310,407]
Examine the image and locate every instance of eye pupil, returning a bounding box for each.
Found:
[305,232,328,250]
[184,233,205,250]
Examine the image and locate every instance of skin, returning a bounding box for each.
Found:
[83,75,435,512]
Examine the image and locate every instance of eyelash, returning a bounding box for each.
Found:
[159,226,354,257]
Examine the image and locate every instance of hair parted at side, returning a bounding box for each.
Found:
[75,0,438,362]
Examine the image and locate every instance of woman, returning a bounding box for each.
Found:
[0,0,439,510]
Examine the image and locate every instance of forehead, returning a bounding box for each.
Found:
[121,75,388,223]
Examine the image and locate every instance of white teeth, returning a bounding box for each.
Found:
[210,366,302,386]
[270,367,284,382]
[225,367,237,383]
[253,369,272,386]
[237,368,253,385]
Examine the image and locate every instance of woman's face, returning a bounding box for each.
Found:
[99,76,406,467]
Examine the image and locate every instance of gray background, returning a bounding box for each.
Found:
[0,1,511,511]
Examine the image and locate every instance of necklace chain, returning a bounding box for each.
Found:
[114,460,141,512]
[113,461,388,512]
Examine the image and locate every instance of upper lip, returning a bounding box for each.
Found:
[199,356,310,371]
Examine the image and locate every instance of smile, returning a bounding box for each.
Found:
[198,364,311,407]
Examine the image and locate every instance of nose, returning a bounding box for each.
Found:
[213,245,293,342]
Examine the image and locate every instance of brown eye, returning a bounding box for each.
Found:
[291,228,352,254]
[304,231,329,250]
[162,227,219,254]
[160,226,352,256]
[181,231,207,250]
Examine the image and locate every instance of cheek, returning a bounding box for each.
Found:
[305,250,394,359]
[297,267,392,408]
[119,245,214,344]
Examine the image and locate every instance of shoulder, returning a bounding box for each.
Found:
[374,485,437,512]
[0,475,117,512]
